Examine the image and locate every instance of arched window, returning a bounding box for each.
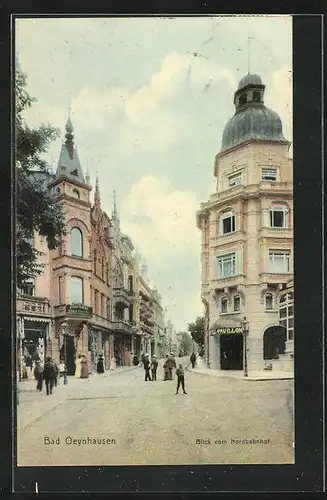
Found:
[72,189,80,199]
[221,210,236,234]
[233,295,240,312]
[70,227,83,257]
[269,203,289,228]
[70,276,84,304]
[221,297,228,314]
[265,293,274,310]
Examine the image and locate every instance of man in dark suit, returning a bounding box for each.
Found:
[43,357,56,395]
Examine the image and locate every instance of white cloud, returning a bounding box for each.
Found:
[121,175,200,263]
[265,65,293,143]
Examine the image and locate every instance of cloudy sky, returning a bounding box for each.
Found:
[16,16,292,331]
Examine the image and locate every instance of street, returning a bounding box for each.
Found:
[17,361,294,466]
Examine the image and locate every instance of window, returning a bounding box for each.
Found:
[239,93,247,106]
[101,294,105,317]
[222,211,236,234]
[70,227,83,257]
[72,189,80,199]
[269,251,291,273]
[22,278,35,296]
[106,264,110,285]
[58,277,63,304]
[94,250,97,274]
[228,172,242,188]
[70,276,83,304]
[218,253,236,278]
[107,298,111,320]
[265,293,273,310]
[221,298,228,314]
[233,295,240,312]
[270,204,289,228]
[94,290,99,314]
[253,90,261,102]
[262,168,277,182]
[102,258,105,280]
[279,292,294,341]
[128,275,133,292]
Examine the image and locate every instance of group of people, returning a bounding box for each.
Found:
[141,352,187,395]
[33,357,61,396]
[74,353,89,378]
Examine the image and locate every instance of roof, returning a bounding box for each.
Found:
[237,73,263,90]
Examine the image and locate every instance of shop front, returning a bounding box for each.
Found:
[210,325,244,371]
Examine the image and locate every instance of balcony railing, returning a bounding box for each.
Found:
[113,288,130,306]
[53,303,93,318]
[17,296,51,316]
[111,320,133,334]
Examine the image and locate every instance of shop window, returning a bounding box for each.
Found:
[221,297,228,314]
[269,251,291,273]
[233,295,240,312]
[218,252,236,278]
[70,276,83,304]
[270,204,289,228]
[228,172,242,188]
[278,291,294,342]
[265,293,273,310]
[262,167,277,182]
[221,210,236,234]
[70,227,83,257]
[22,278,35,296]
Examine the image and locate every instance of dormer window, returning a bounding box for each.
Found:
[72,189,80,199]
[239,93,247,106]
[71,169,78,177]
[253,90,261,102]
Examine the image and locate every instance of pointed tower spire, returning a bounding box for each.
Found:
[112,189,120,227]
[95,174,101,203]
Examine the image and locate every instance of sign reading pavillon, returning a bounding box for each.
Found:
[66,304,92,318]
[211,326,243,336]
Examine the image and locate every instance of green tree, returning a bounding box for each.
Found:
[188,316,205,348]
[15,68,66,288]
[178,331,193,356]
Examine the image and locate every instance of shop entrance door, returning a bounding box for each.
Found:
[220,334,243,370]
[60,335,76,375]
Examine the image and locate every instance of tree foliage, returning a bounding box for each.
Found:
[16,68,66,288]
[178,331,193,356]
[188,316,205,347]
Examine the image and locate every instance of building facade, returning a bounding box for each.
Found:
[196,73,294,373]
[16,117,170,377]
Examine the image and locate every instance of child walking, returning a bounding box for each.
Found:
[175,364,187,394]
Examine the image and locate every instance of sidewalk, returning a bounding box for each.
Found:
[186,363,293,381]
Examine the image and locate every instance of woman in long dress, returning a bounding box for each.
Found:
[75,354,82,378]
[97,354,104,374]
[80,354,89,379]
[110,356,116,371]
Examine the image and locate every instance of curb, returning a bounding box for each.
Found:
[186,365,294,381]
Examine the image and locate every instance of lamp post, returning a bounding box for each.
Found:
[242,317,249,378]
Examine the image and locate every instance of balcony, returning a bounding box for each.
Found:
[140,321,154,335]
[259,272,292,286]
[211,274,246,292]
[17,295,51,316]
[113,288,130,307]
[53,303,93,319]
[111,320,133,335]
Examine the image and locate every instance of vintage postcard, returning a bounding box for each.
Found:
[15,15,294,468]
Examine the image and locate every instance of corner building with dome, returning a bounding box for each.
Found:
[196,73,294,374]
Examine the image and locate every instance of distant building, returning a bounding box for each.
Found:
[196,73,293,373]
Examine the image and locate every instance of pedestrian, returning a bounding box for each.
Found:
[163,354,170,381]
[190,352,196,369]
[80,354,89,379]
[132,354,139,366]
[110,356,116,371]
[97,354,105,374]
[33,360,43,392]
[59,358,66,383]
[75,353,82,378]
[53,360,59,387]
[143,354,152,381]
[167,352,177,380]
[175,364,187,394]
[150,355,158,381]
[43,357,56,395]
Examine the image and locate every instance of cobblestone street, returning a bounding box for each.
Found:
[17,361,294,466]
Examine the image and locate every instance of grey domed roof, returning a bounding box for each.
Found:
[221,106,286,152]
[238,73,262,90]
